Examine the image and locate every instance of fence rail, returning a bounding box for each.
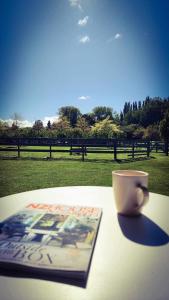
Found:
[0,138,168,161]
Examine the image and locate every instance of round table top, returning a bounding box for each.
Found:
[0,186,169,300]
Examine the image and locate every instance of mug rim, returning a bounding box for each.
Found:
[112,170,149,177]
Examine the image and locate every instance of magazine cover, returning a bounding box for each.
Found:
[0,203,102,280]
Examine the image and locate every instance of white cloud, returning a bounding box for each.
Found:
[69,0,82,10]
[78,16,89,26]
[78,96,91,100]
[42,116,59,126]
[0,116,59,128]
[107,33,123,43]
[79,35,90,44]
[0,118,33,128]
[19,120,34,127]
[114,33,122,40]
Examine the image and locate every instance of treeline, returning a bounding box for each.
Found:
[0,96,169,140]
[121,96,169,126]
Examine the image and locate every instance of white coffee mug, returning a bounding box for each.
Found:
[112,170,149,216]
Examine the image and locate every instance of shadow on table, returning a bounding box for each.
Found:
[118,214,169,246]
[0,267,87,288]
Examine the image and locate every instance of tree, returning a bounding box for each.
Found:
[46,120,52,130]
[58,106,81,127]
[145,96,150,106]
[123,111,133,124]
[121,97,169,127]
[139,98,164,127]
[160,111,169,140]
[92,106,113,121]
[91,117,122,138]
[33,120,44,130]
[121,124,139,139]
[76,116,90,137]
[82,113,95,126]
[11,122,19,130]
[143,125,160,140]
[132,127,145,139]
[52,117,70,129]
[123,102,131,116]
[11,112,23,128]
[69,127,84,138]
[120,112,124,123]
[132,101,138,111]
[32,120,44,136]
[0,120,9,130]
[138,101,142,110]
[0,120,9,137]
[52,117,71,137]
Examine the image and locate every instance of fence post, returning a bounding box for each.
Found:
[70,145,72,155]
[17,145,20,158]
[49,145,52,159]
[147,140,150,157]
[82,146,85,161]
[132,142,135,159]
[114,140,117,160]
[165,140,168,156]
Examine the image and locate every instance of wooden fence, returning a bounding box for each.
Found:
[0,138,168,161]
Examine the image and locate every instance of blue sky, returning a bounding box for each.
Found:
[0,0,169,126]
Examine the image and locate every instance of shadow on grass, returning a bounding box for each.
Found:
[0,156,81,162]
[115,156,155,164]
[0,155,155,164]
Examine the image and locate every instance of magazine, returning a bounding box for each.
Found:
[0,203,102,280]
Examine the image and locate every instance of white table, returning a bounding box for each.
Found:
[0,186,169,300]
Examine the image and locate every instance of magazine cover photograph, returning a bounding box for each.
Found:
[0,203,102,279]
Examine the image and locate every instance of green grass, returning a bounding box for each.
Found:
[0,150,169,197]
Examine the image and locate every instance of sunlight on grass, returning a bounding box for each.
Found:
[0,152,169,197]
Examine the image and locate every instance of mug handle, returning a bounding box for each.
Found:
[135,183,149,209]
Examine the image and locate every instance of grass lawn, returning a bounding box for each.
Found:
[0,149,169,197]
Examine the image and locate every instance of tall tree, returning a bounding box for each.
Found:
[160,110,169,140]
[122,97,169,127]
[120,112,124,123]
[92,106,113,121]
[47,120,52,129]
[33,120,44,136]
[123,102,131,115]
[138,101,142,110]
[58,106,81,127]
